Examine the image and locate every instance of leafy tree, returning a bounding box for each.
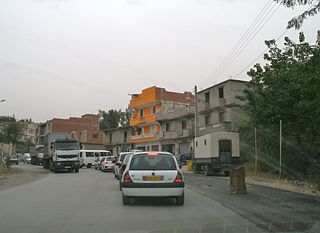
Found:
[239,32,320,184]
[0,122,24,157]
[119,109,132,127]
[274,0,320,29]
[99,109,132,130]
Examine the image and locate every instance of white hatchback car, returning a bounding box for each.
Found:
[120,152,185,206]
[101,156,117,172]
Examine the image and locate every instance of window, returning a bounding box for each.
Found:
[150,125,156,134]
[182,120,187,129]
[140,109,144,117]
[196,141,198,147]
[124,131,127,142]
[219,112,225,123]
[129,154,177,170]
[205,92,210,103]
[205,115,210,126]
[204,139,207,145]
[218,86,224,98]
[109,133,112,144]
[92,133,98,139]
[151,145,159,151]
[165,123,170,132]
[86,152,94,157]
[152,105,156,114]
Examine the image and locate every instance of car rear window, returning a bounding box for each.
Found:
[129,153,177,170]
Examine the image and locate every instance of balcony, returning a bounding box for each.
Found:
[158,129,194,140]
[130,115,156,126]
[129,133,157,142]
[198,122,232,135]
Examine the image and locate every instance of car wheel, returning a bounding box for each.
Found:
[122,194,130,205]
[75,168,79,173]
[176,193,184,206]
[87,164,92,168]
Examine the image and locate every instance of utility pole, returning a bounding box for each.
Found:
[279,119,282,179]
[192,85,198,162]
[254,127,257,175]
[194,85,197,138]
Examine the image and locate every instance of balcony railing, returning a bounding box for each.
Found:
[129,133,156,141]
[158,129,194,140]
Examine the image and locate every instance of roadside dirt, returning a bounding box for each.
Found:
[246,175,320,197]
[181,165,320,197]
[0,164,49,190]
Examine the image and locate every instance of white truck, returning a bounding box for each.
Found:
[32,145,44,165]
[193,132,240,176]
[48,138,80,173]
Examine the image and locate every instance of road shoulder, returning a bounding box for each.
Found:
[0,164,49,191]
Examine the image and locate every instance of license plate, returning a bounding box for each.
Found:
[65,166,71,168]
[143,176,162,181]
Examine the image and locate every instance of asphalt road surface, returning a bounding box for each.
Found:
[0,166,319,233]
[184,173,320,233]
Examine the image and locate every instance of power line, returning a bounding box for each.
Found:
[233,29,288,79]
[212,0,274,75]
[233,1,319,79]
[202,1,281,85]
[215,3,281,78]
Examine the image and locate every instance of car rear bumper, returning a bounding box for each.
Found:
[122,187,184,197]
[122,182,184,197]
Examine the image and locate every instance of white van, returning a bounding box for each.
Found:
[79,150,111,168]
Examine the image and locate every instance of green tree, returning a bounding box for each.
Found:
[0,122,23,145]
[119,109,132,127]
[99,109,132,130]
[239,32,320,184]
[274,0,320,29]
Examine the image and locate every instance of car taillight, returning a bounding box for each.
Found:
[123,171,133,183]
[174,171,184,183]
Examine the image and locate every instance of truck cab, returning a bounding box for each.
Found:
[49,139,80,173]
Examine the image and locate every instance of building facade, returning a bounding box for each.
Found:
[129,86,194,152]
[196,79,248,136]
[157,108,194,155]
[103,126,131,156]
[37,114,105,149]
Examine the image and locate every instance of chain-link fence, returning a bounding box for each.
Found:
[239,123,320,189]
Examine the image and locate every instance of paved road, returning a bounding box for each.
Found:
[1,166,319,233]
[0,167,263,233]
[184,173,320,233]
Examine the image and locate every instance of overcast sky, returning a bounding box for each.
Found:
[0,0,319,122]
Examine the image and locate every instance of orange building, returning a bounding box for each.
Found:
[129,86,194,152]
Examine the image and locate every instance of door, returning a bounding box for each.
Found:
[219,140,232,164]
[179,142,189,154]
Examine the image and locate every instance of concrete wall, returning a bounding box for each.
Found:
[196,80,247,136]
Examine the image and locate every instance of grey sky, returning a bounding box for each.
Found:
[0,0,319,122]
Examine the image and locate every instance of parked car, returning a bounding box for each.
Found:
[176,152,192,165]
[120,151,185,205]
[114,152,134,179]
[79,150,111,168]
[94,156,106,170]
[8,155,19,165]
[24,153,32,164]
[118,153,134,188]
[101,156,117,172]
